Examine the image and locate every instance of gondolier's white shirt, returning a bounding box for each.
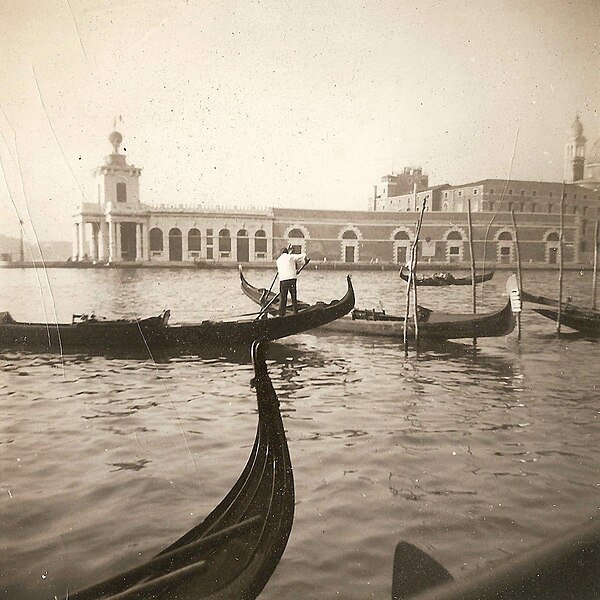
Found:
[277,253,306,281]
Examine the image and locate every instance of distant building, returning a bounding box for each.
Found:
[73,124,598,266]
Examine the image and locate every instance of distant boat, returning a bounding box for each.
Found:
[70,342,294,600]
[0,278,354,353]
[240,269,520,341]
[399,266,495,286]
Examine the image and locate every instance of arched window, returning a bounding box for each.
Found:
[169,228,183,261]
[236,229,249,262]
[219,229,231,254]
[288,228,305,239]
[393,230,412,264]
[497,231,513,263]
[288,228,305,255]
[446,231,463,262]
[255,230,267,254]
[547,232,560,241]
[149,228,163,252]
[188,228,201,252]
[340,229,360,263]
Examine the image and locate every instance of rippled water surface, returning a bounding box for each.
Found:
[1,267,599,599]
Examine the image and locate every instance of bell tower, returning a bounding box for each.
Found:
[564,115,586,183]
[96,125,142,207]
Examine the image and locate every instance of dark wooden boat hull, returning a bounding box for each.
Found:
[240,270,518,341]
[393,518,600,599]
[532,307,600,337]
[0,278,354,353]
[399,268,495,286]
[70,341,294,600]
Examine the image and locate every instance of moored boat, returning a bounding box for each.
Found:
[69,341,294,600]
[0,277,354,353]
[399,267,495,286]
[240,270,520,341]
[531,307,600,337]
[522,290,600,336]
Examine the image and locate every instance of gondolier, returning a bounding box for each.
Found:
[276,247,309,316]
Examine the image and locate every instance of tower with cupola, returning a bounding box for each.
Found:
[96,128,142,208]
[564,115,586,183]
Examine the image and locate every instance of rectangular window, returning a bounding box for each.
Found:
[489,189,494,194]
[531,203,536,213]
[206,247,213,259]
[549,192,553,198]
[473,189,478,194]
[116,182,127,202]
[520,190,525,196]
[508,189,513,195]
[532,190,537,196]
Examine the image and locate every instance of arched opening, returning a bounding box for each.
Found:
[546,232,560,264]
[219,229,231,258]
[169,228,183,261]
[393,230,411,264]
[497,231,513,264]
[255,230,267,258]
[188,228,201,258]
[287,228,305,255]
[149,228,163,255]
[341,229,359,263]
[237,229,249,262]
[446,231,463,263]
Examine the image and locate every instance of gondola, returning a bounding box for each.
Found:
[531,307,600,337]
[69,341,294,600]
[392,518,600,599]
[240,270,520,341]
[0,277,354,353]
[522,291,600,336]
[399,266,495,286]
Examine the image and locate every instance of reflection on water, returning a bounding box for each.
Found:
[1,268,599,599]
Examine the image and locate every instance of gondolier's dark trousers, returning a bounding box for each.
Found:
[279,279,298,317]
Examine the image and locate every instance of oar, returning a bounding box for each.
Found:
[254,258,310,321]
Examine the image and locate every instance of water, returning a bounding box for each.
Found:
[1,267,598,599]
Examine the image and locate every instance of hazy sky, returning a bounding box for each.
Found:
[0,0,598,242]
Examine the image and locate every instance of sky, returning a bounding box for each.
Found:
[0,0,598,243]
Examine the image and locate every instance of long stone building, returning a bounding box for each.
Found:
[73,118,600,266]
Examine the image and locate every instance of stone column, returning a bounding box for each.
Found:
[182,229,188,262]
[142,223,149,261]
[115,223,122,261]
[136,223,143,261]
[249,234,255,263]
[97,222,107,262]
[73,223,80,260]
[89,223,98,261]
[78,221,87,260]
[108,221,115,262]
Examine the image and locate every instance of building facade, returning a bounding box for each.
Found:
[73,124,596,267]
